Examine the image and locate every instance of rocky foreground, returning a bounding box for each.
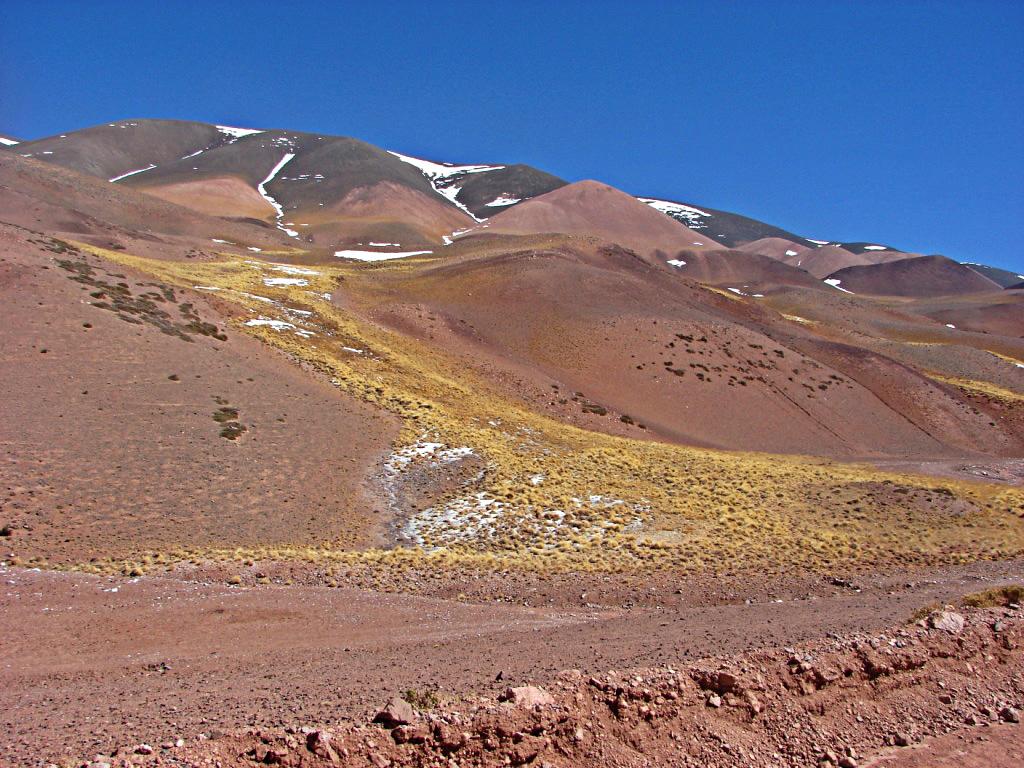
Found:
[73,604,1022,768]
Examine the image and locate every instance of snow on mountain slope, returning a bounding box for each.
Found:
[388,151,504,221]
[257,153,299,238]
[637,197,714,230]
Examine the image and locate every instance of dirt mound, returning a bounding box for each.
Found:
[120,603,1024,768]
[322,181,473,240]
[827,255,1003,297]
[737,236,811,261]
[922,297,1024,337]
[781,244,866,278]
[483,181,716,258]
[667,247,823,290]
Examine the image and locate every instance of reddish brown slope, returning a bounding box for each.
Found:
[666,247,823,290]
[0,152,289,253]
[482,180,717,258]
[827,255,1003,297]
[357,239,1015,458]
[0,223,398,566]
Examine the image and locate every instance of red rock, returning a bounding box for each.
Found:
[373,697,417,728]
[501,685,555,708]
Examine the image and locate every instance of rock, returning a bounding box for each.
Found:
[929,611,965,634]
[838,758,858,768]
[1001,706,1021,723]
[263,748,289,765]
[306,730,339,762]
[391,724,428,744]
[706,693,722,708]
[894,732,911,747]
[822,748,839,764]
[745,691,763,714]
[134,745,153,756]
[433,722,466,751]
[373,697,417,728]
[500,685,555,708]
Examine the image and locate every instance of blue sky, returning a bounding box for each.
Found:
[2,1,1022,271]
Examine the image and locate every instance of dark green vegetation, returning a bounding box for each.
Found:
[53,249,227,342]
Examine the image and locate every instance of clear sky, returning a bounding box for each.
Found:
[2,0,1022,271]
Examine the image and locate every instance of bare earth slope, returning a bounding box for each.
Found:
[483,181,717,258]
[0,225,398,563]
[827,255,1004,297]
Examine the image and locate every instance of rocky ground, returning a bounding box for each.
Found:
[66,601,1022,768]
[3,564,1022,768]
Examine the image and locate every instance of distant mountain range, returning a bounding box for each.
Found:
[2,118,1017,295]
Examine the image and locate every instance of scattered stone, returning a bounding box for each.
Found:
[929,611,965,634]
[306,730,339,762]
[1001,706,1020,723]
[374,696,417,728]
[391,724,429,744]
[706,693,722,708]
[894,732,911,747]
[134,744,153,755]
[500,685,554,708]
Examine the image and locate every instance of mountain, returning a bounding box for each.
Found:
[824,255,1004,297]
[962,261,1024,288]
[636,197,816,248]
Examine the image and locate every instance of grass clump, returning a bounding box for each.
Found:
[962,584,1024,608]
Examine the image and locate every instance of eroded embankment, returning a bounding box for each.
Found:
[119,602,1022,768]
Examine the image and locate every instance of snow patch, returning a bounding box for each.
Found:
[637,197,711,229]
[263,277,307,287]
[863,245,887,251]
[824,278,854,294]
[334,249,431,262]
[666,259,687,268]
[270,264,319,276]
[217,125,264,138]
[485,195,521,207]
[244,318,295,331]
[945,323,956,329]
[109,164,157,182]
[0,137,19,146]
[785,250,798,257]
[257,153,299,239]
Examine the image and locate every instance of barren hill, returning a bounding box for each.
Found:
[826,255,1004,297]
